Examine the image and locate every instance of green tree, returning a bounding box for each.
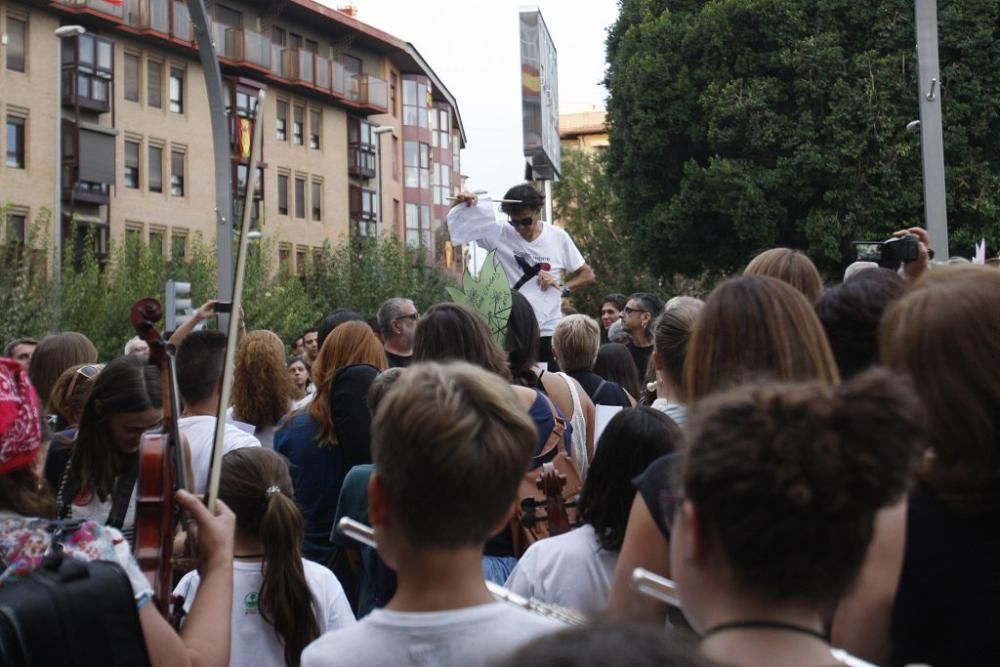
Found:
[605,0,1000,277]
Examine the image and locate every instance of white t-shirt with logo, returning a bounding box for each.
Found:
[504,523,618,617]
[448,201,587,336]
[174,558,355,667]
[301,601,563,667]
[177,415,260,494]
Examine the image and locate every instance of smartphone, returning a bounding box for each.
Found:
[214,301,233,314]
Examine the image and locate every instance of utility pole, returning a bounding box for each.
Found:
[915,0,949,258]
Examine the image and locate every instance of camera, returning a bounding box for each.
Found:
[853,235,920,269]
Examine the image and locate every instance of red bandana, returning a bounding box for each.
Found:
[0,358,42,474]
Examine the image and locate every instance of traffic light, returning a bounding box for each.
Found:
[165,280,193,331]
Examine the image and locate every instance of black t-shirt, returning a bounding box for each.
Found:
[565,370,631,408]
[634,453,685,541]
[384,350,412,368]
[626,342,654,379]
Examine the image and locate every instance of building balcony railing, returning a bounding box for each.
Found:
[171,1,192,42]
[351,75,388,110]
[213,26,272,70]
[125,0,169,34]
[57,0,124,19]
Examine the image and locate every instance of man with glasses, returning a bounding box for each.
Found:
[448,183,596,369]
[377,297,419,368]
[620,293,664,379]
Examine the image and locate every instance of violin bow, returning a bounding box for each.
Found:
[206,90,265,513]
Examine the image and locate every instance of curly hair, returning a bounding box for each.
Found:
[683,368,924,603]
[232,331,295,431]
[308,321,387,447]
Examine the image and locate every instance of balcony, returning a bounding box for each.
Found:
[213,26,272,70]
[57,0,125,20]
[283,48,314,86]
[172,1,192,42]
[350,75,388,111]
[125,0,169,34]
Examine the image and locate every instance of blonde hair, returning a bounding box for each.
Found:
[372,361,537,548]
[744,247,824,303]
[308,321,387,447]
[553,314,601,371]
[232,330,295,431]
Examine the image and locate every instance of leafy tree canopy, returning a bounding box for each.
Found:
[605,0,1000,277]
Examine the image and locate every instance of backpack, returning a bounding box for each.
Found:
[0,552,150,667]
[511,393,583,557]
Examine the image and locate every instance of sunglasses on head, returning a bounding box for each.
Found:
[66,364,102,399]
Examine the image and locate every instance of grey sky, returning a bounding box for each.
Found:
[328,0,619,198]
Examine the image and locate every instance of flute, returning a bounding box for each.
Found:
[630,567,682,608]
[336,517,587,626]
[446,190,523,205]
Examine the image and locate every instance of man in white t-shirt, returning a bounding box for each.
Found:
[176,331,260,493]
[301,362,563,667]
[448,184,596,369]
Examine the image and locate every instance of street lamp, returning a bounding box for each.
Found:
[373,126,393,238]
[53,24,85,330]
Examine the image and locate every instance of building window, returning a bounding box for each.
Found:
[433,163,451,205]
[293,106,304,145]
[5,16,25,73]
[309,109,321,149]
[271,27,286,46]
[149,229,164,256]
[350,186,376,237]
[402,78,428,129]
[294,176,305,218]
[276,99,287,141]
[404,141,418,188]
[171,231,187,261]
[149,145,163,192]
[405,203,419,246]
[305,39,318,54]
[347,117,376,178]
[124,52,141,102]
[170,150,185,196]
[4,212,26,245]
[288,33,302,50]
[169,67,184,113]
[5,117,25,169]
[392,135,400,182]
[62,34,113,111]
[148,59,162,108]
[124,140,140,188]
[390,72,398,118]
[435,109,450,150]
[453,140,460,176]
[277,173,289,215]
[419,143,430,189]
[311,180,321,221]
[296,248,307,276]
[278,245,291,275]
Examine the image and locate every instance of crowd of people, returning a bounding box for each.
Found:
[0,183,997,667]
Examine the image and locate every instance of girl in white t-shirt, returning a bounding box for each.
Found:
[175,447,354,667]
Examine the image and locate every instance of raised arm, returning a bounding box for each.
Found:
[446,192,504,249]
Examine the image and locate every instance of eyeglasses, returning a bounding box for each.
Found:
[395,312,419,322]
[66,364,103,399]
[659,490,686,534]
[622,306,648,316]
[507,214,534,227]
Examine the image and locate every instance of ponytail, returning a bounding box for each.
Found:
[219,448,320,667]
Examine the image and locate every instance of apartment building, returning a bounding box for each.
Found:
[0,0,466,275]
[559,107,607,154]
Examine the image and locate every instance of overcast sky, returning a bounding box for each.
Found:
[327,0,620,198]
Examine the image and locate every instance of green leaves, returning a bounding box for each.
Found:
[446,250,512,345]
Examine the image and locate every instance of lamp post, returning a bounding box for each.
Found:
[373,126,393,238]
[53,25,85,330]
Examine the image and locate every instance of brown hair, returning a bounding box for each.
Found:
[72,356,161,500]
[0,467,56,518]
[553,314,601,372]
[371,361,536,548]
[684,276,840,404]
[232,331,295,431]
[28,332,98,412]
[307,321,387,447]
[880,265,1000,511]
[684,368,924,603]
[412,303,512,381]
[48,363,102,429]
[744,247,824,303]
[218,448,317,667]
[652,297,703,398]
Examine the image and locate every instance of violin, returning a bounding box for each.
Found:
[520,461,575,538]
[131,298,187,618]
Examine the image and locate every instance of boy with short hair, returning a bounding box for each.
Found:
[302,361,563,667]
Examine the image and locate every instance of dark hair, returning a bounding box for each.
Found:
[578,408,682,551]
[505,290,540,387]
[412,303,512,381]
[495,621,709,667]
[3,338,37,357]
[372,362,536,548]
[816,268,905,379]
[176,330,226,405]
[0,467,56,518]
[627,293,665,339]
[593,343,641,401]
[219,448,317,667]
[500,183,544,215]
[602,294,627,312]
[647,297,702,403]
[683,368,924,603]
[367,367,404,413]
[880,265,1000,511]
[73,356,162,500]
[28,332,98,411]
[317,309,364,348]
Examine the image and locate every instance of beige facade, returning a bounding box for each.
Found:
[0,0,465,275]
[559,109,608,154]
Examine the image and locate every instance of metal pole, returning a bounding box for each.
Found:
[915,0,949,258]
[373,127,392,239]
[186,0,234,326]
[53,41,62,331]
[543,179,553,225]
